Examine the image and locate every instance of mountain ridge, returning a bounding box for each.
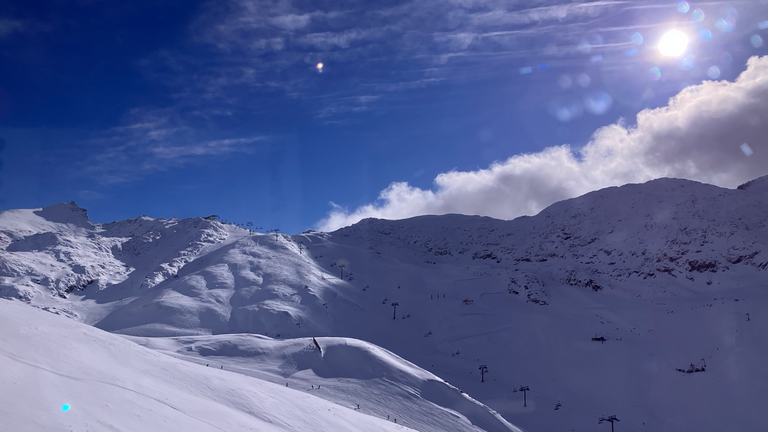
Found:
[2,175,768,431]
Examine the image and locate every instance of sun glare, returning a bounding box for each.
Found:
[658,30,689,57]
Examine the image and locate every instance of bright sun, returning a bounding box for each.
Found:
[658,30,689,57]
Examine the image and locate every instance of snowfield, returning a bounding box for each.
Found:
[0,300,419,432]
[2,175,768,431]
[127,334,519,432]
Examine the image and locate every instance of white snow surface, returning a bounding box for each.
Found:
[0,300,418,432]
[126,334,519,432]
[2,176,768,431]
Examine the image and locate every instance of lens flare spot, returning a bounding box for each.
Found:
[716,18,734,33]
[642,87,655,99]
[741,143,754,157]
[631,32,644,45]
[680,56,695,70]
[62,404,71,412]
[558,75,573,89]
[760,21,768,30]
[649,66,662,80]
[591,54,603,62]
[550,101,583,122]
[707,65,721,79]
[316,63,323,72]
[557,106,580,121]
[692,8,705,22]
[722,52,733,64]
[625,48,638,56]
[578,40,592,53]
[677,1,690,13]
[659,30,689,57]
[577,73,591,88]
[584,91,613,115]
[519,66,533,75]
[751,35,764,48]
[699,28,713,41]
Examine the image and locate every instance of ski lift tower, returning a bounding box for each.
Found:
[599,415,620,432]
[516,386,530,407]
[478,365,488,382]
[391,302,399,319]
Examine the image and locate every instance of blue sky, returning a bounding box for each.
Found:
[1,0,767,233]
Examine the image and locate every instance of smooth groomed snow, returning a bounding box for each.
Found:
[0,300,425,432]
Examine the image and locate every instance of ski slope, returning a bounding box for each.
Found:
[0,300,417,432]
[127,334,519,432]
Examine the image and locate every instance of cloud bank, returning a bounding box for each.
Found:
[317,55,768,232]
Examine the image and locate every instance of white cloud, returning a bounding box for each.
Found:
[317,95,382,118]
[299,29,374,50]
[317,55,768,231]
[151,137,265,158]
[270,13,312,31]
[79,109,267,183]
[467,1,626,27]
[373,78,446,92]
[433,32,476,52]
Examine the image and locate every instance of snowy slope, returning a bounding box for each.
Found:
[0,202,237,319]
[330,176,768,301]
[0,299,417,432]
[2,176,768,431]
[127,334,520,432]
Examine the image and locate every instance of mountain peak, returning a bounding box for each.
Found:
[33,201,92,228]
[737,174,768,192]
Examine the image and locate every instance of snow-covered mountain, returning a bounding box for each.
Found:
[0,202,229,302]
[2,176,768,431]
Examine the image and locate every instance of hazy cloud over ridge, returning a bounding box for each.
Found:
[317,55,768,232]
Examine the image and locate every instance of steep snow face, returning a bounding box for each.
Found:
[32,201,93,228]
[0,202,124,302]
[0,300,418,432]
[0,203,233,312]
[93,233,354,337]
